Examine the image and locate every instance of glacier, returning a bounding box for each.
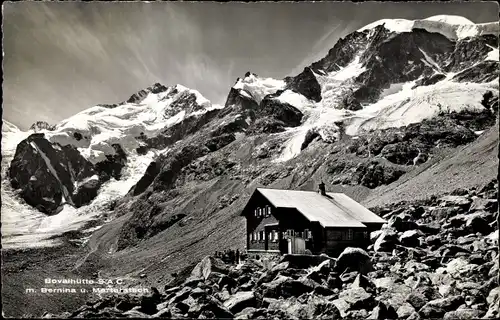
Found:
[1,85,222,249]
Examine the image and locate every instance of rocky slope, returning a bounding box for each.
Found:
[48,183,499,319]
[2,14,499,317]
[102,15,498,253]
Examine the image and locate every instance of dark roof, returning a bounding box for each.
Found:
[249,188,386,228]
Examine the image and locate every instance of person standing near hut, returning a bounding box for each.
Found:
[229,249,235,264]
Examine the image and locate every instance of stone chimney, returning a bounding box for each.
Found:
[318,181,326,196]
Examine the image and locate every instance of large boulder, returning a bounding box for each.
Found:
[279,254,332,269]
[338,287,376,310]
[123,308,153,318]
[485,287,500,318]
[429,206,462,221]
[373,276,413,310]
[416,222,441,235]
[438,195,472,210]
[280,278,317,298]
[303,259,333,283]
[407,292,428,310]
[397,303,417,319]
[352,274,376,293]
[261,275,290,298]
[418,304,446,318]
[332,298,351,318]
[223,291,256,314]
[195,297,234,319]
[399,230,424,247]
[469,197,498,213]
[267,296,308,318]
[139,291,161,315]
[387,215,418,232]
[256,261,289,285]
[234,307,257,320]
[304,295,342,319]
[438,258,478,279]
[404,261,431,276]
[335,247,372,274]
[370,230,384,243]
[422,295,464,313]
[340,271,359,283]
[190,256,228,280]
[443,309,485,320]
[367,301,399,320]
[374,229,398,252]
[465,212,494,235]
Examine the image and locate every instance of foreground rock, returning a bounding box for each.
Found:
[335,247,372,274]
[54,183,499,319]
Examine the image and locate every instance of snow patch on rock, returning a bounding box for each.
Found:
[359,15,499,40]
[485,44,499,61]
[45,85,217,164]
[345,79,497,135]
[274,89,315,111]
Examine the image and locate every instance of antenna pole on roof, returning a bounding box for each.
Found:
[318,180,326,196]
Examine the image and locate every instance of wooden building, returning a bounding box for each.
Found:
[240,185,386,257]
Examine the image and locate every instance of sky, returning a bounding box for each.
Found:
[3,1,498,130]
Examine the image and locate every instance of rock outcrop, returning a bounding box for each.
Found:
[9,134,98,214]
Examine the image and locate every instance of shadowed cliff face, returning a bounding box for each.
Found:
[3,2,497,130]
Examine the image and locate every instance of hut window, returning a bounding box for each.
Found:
[305,229,312,239]
[328,231,339,240]
[266,206,272,217]
[260,231,264,242]
[273,231,279,242]
[347,229,353,240]
[268,232,272,241]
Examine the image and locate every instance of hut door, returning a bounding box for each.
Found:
[294,238,306,254]
[287,237,306,254]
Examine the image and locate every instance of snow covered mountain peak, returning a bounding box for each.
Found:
[358,14,499,40]
[2,82,224,248]
[423,15,475,25]
[232,73,286,104]
[43,83,219,164]
[2,119,21,134]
